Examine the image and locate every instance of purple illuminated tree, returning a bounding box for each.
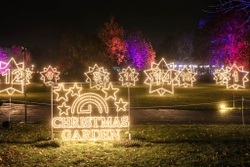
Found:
[98,16,127,65]
[126,31,156,70]
[209,12,250,67]
[0,47,9,62]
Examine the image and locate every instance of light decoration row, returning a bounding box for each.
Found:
[0,58,33,95]
[52,82,129,141]
[213,64,249,89]
[143,58,197,96]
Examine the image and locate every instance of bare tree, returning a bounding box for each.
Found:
[204,0,250,25]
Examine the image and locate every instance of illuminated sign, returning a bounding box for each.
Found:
[144,58,178,95]
[0,58,25,95]
[52,82,129,141]
[40,66,60,85]
[118,66,139,86]
[177,66,197,87]
[226,64,249,89]
[84,64,110,90]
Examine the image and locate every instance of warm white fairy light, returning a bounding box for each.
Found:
[225,64,249,90]
[118,66,139,86]
[84,64,110,90]
[213,68,229,85]
[144,58,178,95]
[177,66,197,87]
[40,66,60,85]
[0,58,25,95]
[52,82,129,141]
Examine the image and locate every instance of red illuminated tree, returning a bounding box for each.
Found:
[208,12,250,67]
[98,16,127,65]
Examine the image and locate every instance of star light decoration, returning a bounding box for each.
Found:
[176,66,197,87]
[144,58,179,95]
[118,66,139,87]
[84,64,110,90]
[213,64,249,89]
[52,82,129,141]
[0,58,32,95]
[40,66,60,85]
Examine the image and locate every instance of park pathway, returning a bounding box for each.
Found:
[0,103,250,125]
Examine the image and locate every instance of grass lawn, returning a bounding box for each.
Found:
[0,123,250,166]
[0,81,250,166]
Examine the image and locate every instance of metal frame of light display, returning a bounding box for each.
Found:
[52,82,129,141]
[40,66,60,85]
[84,64,110,90]
[144,58,179,95]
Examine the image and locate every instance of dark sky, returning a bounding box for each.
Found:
[0,0,215,52]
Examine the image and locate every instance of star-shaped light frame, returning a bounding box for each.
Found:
[40,66,60,85]
[177,66,197,87]
[0,58,25,95]
[118,66,139,87]
[144,58,178,95]
[84,64,110,90]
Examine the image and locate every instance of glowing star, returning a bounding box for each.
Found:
[52,82,129,141]
[144,58,178,95]
[58,102,70,116]
[53,83,70,102]
[177,66,197,87]
[213,68,229,85]
[40,66,60,85]
[118,66,139,86]
[84,64,110,90]
[69,83,82,97]
[225,64,249,90]
[102,82,119,100]
[0,58,24,95]
[114,98,128,111]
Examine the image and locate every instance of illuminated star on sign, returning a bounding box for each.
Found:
[114,98,128,111]
[102,82,119,100]
[58,102,70,116]
[213,68,229,85]
[40,66,60,85]
[144,58,178,95]
[177,66,197,87]
[0,58,24,95]
[225,64,249,90]
[84,64,110,90]
[118,66,139,86]
[69,83,82,97]
[54,83,70,102]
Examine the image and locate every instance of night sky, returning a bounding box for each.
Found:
[0,0,216,53]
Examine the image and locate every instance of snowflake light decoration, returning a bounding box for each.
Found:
[118,66,139,87]
[0,58,25,95]
[84,64,110,90]
[144,58,178,95]
[52,82,129,141]
[40,66,60,85]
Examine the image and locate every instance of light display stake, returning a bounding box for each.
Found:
[118,66,139,86]
[84,64,110,90]
[0,58,25,95]
[52,82,129,141]
[177,66,197,87]
[144,58,178,95]
[226,64,249,90]
[40,66,60,85]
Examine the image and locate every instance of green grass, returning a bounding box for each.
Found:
[0,123,250,166]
